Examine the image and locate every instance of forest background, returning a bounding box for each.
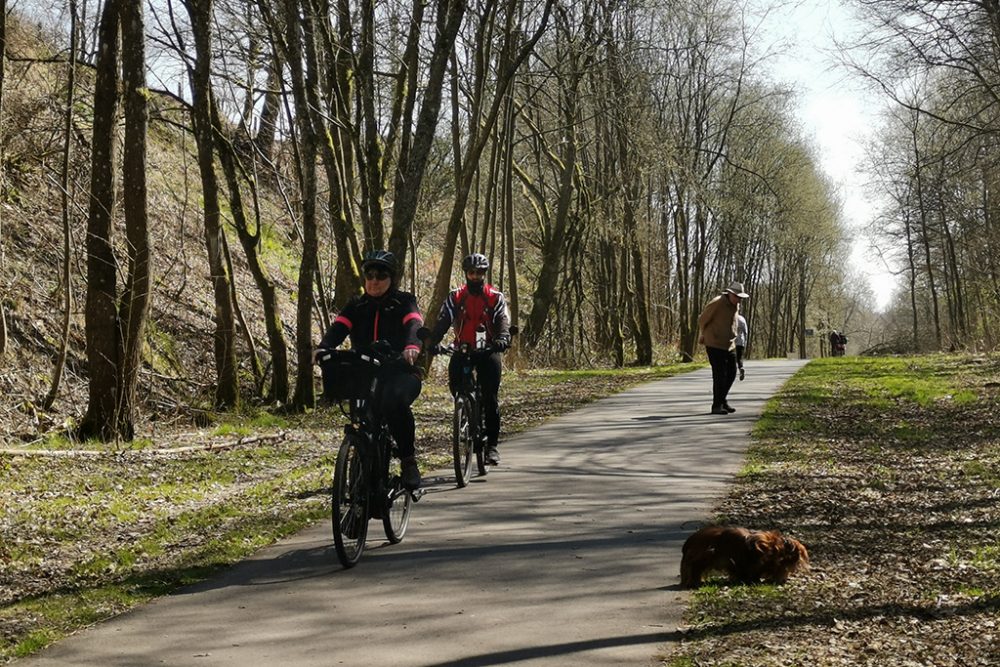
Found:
[0,0,997,443]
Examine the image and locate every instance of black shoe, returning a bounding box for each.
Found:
[723,403,736,413]
[485,446,500,465]
[400,456,421,490]
[739,367,745,381]
[711,406,728,415]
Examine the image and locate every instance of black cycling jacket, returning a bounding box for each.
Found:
[319,289,423,353]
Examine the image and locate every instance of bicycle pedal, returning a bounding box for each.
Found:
[410,488,426,502]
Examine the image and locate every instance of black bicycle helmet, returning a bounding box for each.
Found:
[461,253,489,272]
[361,249,398,277]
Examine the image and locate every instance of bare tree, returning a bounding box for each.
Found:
[182,0,240,407]
[78,0,124,441]
[118,0,153,434]
[278,0,322,410]
[0,0,7,358]
[425,0,554,335]
[520,2,593,350]
[44,0,80,410]
[78,0,152,440]
[387,0,469,275]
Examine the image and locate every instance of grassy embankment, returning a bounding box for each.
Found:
[662,354,1000,667]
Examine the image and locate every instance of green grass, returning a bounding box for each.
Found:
[523,363,705,383]
[806,355,981,408]
[972,546,1000,570]
[211,423,252,437]
[259,221,302,282]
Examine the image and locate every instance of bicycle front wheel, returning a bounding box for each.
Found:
[453,395,475,487]
[332,434,369,568]
[382,460,412,543]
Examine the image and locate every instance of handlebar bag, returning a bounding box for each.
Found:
[320,350,376,400]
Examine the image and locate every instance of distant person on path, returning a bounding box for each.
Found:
[829,330,847,357]
[429,253,512,465]
[316,250,425,489]
[735,308,748,381]
[698,281,749,415]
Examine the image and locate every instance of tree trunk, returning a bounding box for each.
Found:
[501,90,519,332]
[210,94,290,403]
[78,0,121,441]
[304,0,362,305]
[523,30,582,348]
[904,207,919,350]
[910,118,942,350]
[284,0,321,409]
[222,232,264,388]
[185,0,239,407]
[796,259,807,359]
[254,55,283,164]
[117,0,151,438]
[0,0,7,357]
[673,198,696,361]
[44,0,79,410]
[523,120,576,349]
[426,0,553,329]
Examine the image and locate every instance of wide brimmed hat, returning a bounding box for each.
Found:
[724,281,750,298]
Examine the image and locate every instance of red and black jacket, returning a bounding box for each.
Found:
[320,289,423,354]
[431,283,510,347]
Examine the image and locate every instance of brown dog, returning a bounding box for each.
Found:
[680,525,808,588]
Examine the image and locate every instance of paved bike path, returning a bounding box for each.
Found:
[23,359,808,666]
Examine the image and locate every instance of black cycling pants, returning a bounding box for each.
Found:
[706,346,737,408]
[448,352,502,447]
[373,368,422,459]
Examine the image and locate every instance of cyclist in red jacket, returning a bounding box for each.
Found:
[317,250,424,489]
[429,253,511,464]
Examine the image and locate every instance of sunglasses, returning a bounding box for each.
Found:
[466,269,487,277]
[364,270,390,281]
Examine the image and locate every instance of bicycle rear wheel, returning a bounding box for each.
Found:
[332,434,369,568]
[382,459,412,543]
[453,395,475,487]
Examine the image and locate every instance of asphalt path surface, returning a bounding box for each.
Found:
[23,359,808,667]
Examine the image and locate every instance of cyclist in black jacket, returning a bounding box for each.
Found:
[318,250,425,489]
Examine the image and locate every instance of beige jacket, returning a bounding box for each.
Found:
[698,294,738,351]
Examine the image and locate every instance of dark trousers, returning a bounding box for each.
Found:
[448,352,502,447]
[706,346,737,408]
[735,345,745,368]
[373,368,422,459]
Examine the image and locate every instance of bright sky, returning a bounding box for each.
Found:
[753,0,897,310]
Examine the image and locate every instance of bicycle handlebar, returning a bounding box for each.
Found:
[316,340,405,368]
[429,343,501,358]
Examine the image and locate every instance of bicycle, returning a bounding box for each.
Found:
[431,341,497,487]
[318,343,424,568]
